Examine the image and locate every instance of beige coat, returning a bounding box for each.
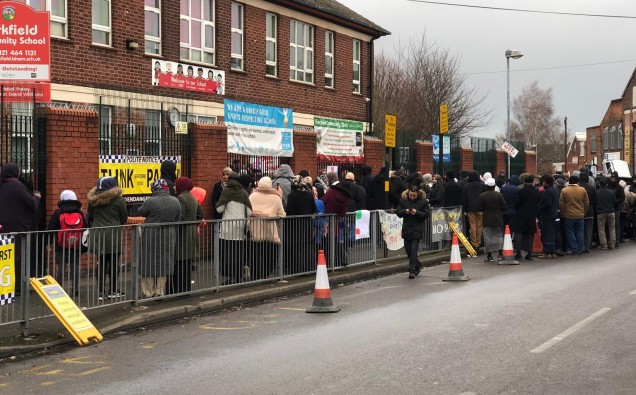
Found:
[248,187,286,243]
[559,184,589,220]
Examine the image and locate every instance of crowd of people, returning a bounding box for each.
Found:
[2,158,634,297]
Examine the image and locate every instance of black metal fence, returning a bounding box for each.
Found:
[510,140,526,176]
[471,137,497,175]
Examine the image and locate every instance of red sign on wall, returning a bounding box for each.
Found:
[0,82,50,102]
[0,1,51,82]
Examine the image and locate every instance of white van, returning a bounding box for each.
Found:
[602,159,631,179]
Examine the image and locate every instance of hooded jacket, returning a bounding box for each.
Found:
[501,176,521,216]
[87,186,128,254]
[397,190,430,240]
[462,171,485,213]
[160,160,178,197]
[321,182,351,218]
[248,186,286,243]
[47,199,87,252]
[272,164,294,208]
[0,163,39,234]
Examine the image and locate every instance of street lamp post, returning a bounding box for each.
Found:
[506,49,523,178]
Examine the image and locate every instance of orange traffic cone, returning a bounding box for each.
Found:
[306,250,340,313]
[532,222,543,255]
[443,234,470,282]
[498,225,519,265]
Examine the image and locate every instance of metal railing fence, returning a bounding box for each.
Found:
[0,208,458,335]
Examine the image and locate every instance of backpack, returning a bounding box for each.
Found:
[58,212,84,249]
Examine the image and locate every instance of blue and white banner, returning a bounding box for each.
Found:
[432,135,451,163]
[224,99,294,157]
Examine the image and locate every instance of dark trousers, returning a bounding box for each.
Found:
[403,238,421,273]
[555,218,567,252]
[168,259,191,294]
[513,232,534,255]
[539,219,556,254]
[615,210,623,244]
[98,253,120,295]
[583,217,593,250]
[56,249,82,294]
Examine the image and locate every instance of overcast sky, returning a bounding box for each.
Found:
[338,0,636,139]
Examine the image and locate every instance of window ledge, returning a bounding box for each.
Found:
[265,74,278,80]
[230,69,246,74]
[289,79,315,87]
[325,86,335,90]
[180,59,218,69]
[91,43,115,51]
[52,36,71,43]
[144,53,164,60]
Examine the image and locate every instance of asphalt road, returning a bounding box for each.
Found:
[3,245,636,395]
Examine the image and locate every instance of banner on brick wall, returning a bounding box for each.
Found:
[98,156,181,203]
[0,235,16,306]
[151,59,225,95]
[315,116,364,163]
[224,99,294,157]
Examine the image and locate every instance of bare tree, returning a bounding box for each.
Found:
[372,33,491,141]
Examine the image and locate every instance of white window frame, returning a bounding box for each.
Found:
[17,0,68,38]
[230,2,244,71]
[289,20,314,84]
[144,0,161,55]
[265,12,277,77]
[180,0,215,65]
[99,106,112,155]
[325,31,334,88]
[10,104,33,175]
[92,0,112,46]
[352,39,361,94]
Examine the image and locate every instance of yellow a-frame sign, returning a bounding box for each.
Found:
[30,276,103,346]
[449,222,477,257]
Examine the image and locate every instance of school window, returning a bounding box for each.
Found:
[325,31,334,88]
[579,141,585,157]
[145,110,161,156]
[145,0,161,55]
[352,39,361,93]
[15,0,67,38]
[10,104,33,175]
[99,106,113,154]
[590,135,597,154]
[289,20,314,83]
[92,0,111,46]
[180,0,215,65]
[265,13,277,76]
[602,127,609,150]
[230,2,244,70]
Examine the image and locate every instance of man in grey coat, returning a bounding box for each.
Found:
[137,179,182,298]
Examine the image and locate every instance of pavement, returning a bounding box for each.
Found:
[0,250,450,360]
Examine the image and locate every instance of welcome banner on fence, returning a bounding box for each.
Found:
[431,207,463,242]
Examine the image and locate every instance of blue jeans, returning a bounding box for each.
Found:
[564,218,584,254]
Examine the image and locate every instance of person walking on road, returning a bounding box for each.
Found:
[397,185,430,279]
[478,178,506,262]
[596,177,617,250]
[559,175,589,255]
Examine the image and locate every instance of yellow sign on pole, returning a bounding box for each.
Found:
[385,114,396,148]
[440,104,449,134]
[30,276,103,346]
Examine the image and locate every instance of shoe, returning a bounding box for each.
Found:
[107,292,124,299]
[600,246,608,250]
[514,254,523,260]
[414,269,421,276]
[485,254,494,262]
[98,293,104,301]
[583,249,590,254]
[537,254,552,259]
[525,255,534,261]
[497,254,503,261]
[555,251,565,257]
[408,272,415,279]
[609,246,616,250]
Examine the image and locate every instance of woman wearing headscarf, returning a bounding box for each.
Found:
[272,164,294,208]
[0,163,40,295]
[87,176,128,300]
[211,167,232,220]
[428,174,446,208]
[137,179,182,298]
[169,177,203,294]
[216,172,252,284]
[247,176,285,280]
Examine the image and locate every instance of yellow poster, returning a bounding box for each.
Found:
[98,156,181,202]
[0,236,15,306]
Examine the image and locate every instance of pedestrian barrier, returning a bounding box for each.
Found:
[306,250,340,313]
[499,225,519,265]
[0,208,458,335]
[443,234,470,282]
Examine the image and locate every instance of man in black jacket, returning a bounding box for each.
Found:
[397,186,430,279]
[610,172,625,246]
[596,177,616,249]
[443,171,462,208]
[478,178,506,262]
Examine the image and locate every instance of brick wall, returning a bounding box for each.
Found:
[416,142,433,175]
[363,137,384,173]
[43,107,99,218]
[38,0,372,123]
[524,152,537,175]
[460,148,473,171]
[290,131,317,177]
[495,150,506,177]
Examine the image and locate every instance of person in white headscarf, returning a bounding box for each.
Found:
[483,172,500,192]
